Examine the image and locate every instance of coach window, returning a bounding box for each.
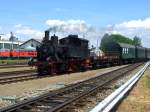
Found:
[125,48,127,54]
[4,43,11,49]
[124,48,125,54]
[0,43,2,49]
[13,44,18,49]
[122,48,124,54]
[123,48,126,54]
[127,48,129,54]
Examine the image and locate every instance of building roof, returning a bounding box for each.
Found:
[19,38,41,47]
[118,43,135,48]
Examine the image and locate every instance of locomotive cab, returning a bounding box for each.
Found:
[36,30,90,75]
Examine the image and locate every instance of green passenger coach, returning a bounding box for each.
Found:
[102,41,136,63]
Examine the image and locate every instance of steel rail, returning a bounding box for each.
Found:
[0,65,29,69]
[0,70,37,84]
[0,70,35,76]
[0,63,143,112]
[0,73,37,84]
[90,62,150,112]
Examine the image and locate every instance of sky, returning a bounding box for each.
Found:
[0,0,150,47]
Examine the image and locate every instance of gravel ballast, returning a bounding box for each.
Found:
[0,65,127,108]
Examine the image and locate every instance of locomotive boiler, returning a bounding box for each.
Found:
[36,30,90,75]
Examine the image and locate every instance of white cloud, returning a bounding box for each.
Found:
[115,18,150,29]
[45,19,103,47]
[46,19,89,34]
[0,33,11,40]
[2,18,150,48]
[14,25,44,40]
[107,18,150,47]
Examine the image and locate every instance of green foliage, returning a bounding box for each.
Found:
[133,36,142,46]
[111,34,134,45]
[100,33,142,52]
[100,33,111,51]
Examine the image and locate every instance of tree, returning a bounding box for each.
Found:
[100,33,111,51]
[100,34,143,52]
[133,36,142,46]
[111,34,134,45]
[100,33,134,52]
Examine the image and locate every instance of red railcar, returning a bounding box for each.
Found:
[0,49,10,57]
[11,50,37,58]
[0,49,37,58]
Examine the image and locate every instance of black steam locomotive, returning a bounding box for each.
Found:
[36,30,90,75]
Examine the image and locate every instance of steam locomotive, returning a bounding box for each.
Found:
[36,30,90,75]
[34,30,150,75]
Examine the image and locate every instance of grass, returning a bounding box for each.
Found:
[142,67,150,89]
[146,75,150,89]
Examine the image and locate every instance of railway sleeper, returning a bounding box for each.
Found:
[0,63,143,112]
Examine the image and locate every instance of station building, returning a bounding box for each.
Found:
[0,32,22,50]
[19,38,41,51]
[0,40,22,50]
[0,32,41,50]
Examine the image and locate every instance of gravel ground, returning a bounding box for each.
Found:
[0,67,35,73]
[0,65,127,108]
[117,66,150,112]
[71,64,144,112]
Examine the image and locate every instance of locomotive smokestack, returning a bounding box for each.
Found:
[42,30,50,42]
[45,30,49,38]
[43,30,49,42]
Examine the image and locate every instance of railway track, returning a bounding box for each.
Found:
[0,69,35,77]
[0,63,143,112]
[0,64,29,69]
[0,70,37,84]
